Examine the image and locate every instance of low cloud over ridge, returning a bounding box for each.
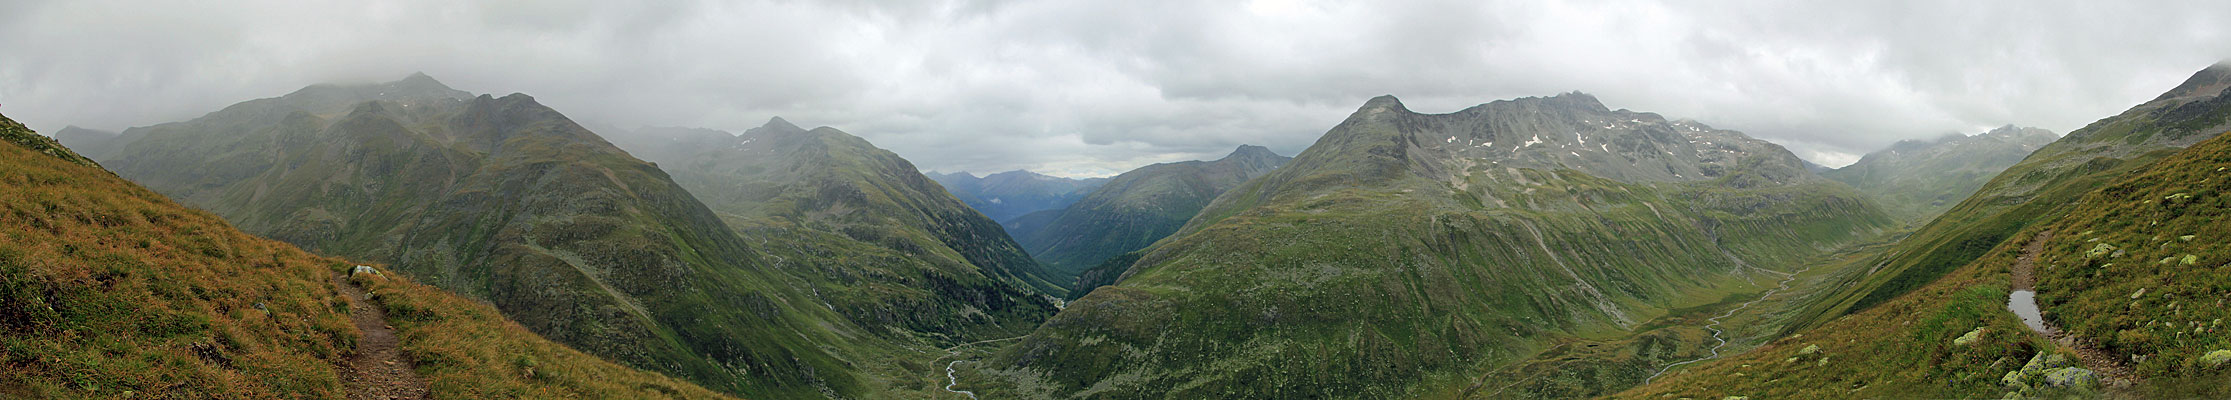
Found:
[3,0,2227,175]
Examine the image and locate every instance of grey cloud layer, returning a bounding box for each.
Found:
[3,0,2227,175]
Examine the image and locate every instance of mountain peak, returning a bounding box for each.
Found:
[1224,144,1279,160]
[2151,62,2231,103]
[399,71,440,84]
[385,72,463,97]
[1359,95,1408,114]
[751,116,806,135]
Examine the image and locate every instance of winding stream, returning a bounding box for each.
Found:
[934,336,1024,399]
[945,360,977,400]
[1642,267,1803,384]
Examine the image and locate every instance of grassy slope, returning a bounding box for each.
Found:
[1624,63,2231,398]
[1612,248,2052,399]
[611,123,1073,397]
[967,95,1891,398]
[2023,129,2231,394]
[95,85,869,397]
[625,123,1064,340]
[1792,64,2231,335]
[0,112,730,399]
[1616,130,2231,400]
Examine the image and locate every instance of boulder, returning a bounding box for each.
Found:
[2087,243,2116,258]
[2042,367,2098,388]
[351,265,381,276]
[2203,349,2231,366]
[1955,328,1987,346]
[2020,352,2073,376]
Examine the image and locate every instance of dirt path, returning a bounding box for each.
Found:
[2011,231,2049,290]
[2007,231,2137,387]
[333,272,429,399]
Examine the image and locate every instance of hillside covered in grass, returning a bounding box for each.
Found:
[609,120,1066,344]
[964,93,1894,398]
[1625,62,2231,399]
[83,74,882,397]
[1795,63,2231,334]
[2022,126,2231,394]
[0,111,732,399]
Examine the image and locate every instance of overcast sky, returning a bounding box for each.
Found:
[4,0,2228,176]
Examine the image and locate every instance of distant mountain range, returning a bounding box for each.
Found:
[1016,145,1290,290]
[928,169,1107,226]
[1824,125,2058,221]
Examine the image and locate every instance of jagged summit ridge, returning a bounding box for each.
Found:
[1326,91,1810,185]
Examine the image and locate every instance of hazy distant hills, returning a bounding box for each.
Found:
[0,111,735,399]
[969,93,1893,397]
[928,169,1107,225]
[50,125,122,160]
[1824,125,2058,221]
[1017,145,1290,290]
[608,119,1067,339]
[82,75,875,397]
[1629,62,2231,399]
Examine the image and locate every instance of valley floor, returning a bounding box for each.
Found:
[1443,237,1899,399]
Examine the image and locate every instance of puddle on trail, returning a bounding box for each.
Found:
[2009,290,2051,334]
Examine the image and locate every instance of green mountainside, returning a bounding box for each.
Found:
[1019,145,1289,291]
[0,112,733,399]
[1795,63,2231,333]
[928,170,1108,224]
[84,75,880,398]
[962,93,1894,398]
[1624,62,2231,399]
[608,121,1064,341]
[1825,125,2058,221]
